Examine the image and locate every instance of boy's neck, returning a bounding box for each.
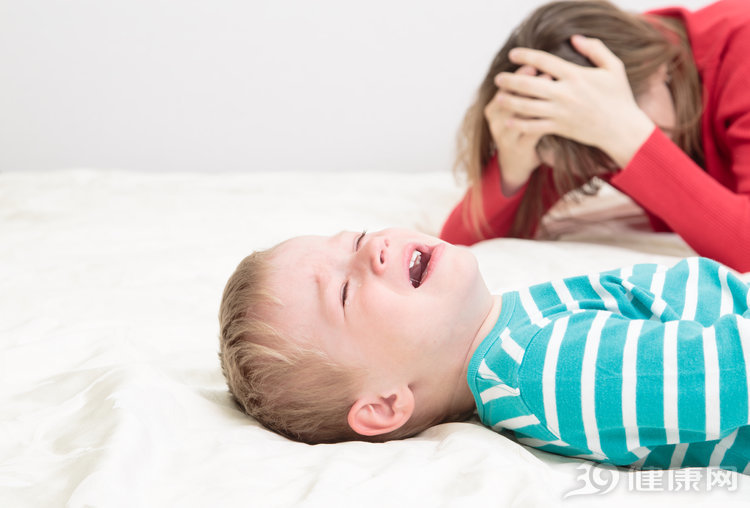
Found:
[473,294,504,356]
[452,294,504,414]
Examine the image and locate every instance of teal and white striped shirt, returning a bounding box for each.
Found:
[467,257,750,472]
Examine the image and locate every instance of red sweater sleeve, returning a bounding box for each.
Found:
[439,155,525,245]
[611,126,750,272]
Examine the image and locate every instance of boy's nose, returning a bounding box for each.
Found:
[357,235,388,276]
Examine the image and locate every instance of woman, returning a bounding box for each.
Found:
[439,0,750,272]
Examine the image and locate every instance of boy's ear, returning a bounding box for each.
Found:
[347,385,415,437]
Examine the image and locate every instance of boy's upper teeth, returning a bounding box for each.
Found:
[409,250,421,269]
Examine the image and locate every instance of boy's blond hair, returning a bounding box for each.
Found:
[218,248,448,443]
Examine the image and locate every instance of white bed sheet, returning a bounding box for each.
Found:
[1,169,747,507]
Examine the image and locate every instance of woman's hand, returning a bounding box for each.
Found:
[484,65,546,196]
[494,35,655,168]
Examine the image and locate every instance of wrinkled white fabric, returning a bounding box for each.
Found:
[1,170,747,507]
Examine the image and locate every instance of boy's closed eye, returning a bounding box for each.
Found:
[341,230,367,307]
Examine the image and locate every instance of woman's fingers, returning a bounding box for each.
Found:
[569,34,623,71]
[509,36,625,77]
[484,89,511,119]
[494,72,556,100]
[508,47,579,79]
[506,116,557,136]
[494,90,553,119]
[516,65,537,77]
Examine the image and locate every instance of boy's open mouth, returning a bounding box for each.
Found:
[408,247,432,288]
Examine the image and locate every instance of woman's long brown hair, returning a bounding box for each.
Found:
[456,0,703,239]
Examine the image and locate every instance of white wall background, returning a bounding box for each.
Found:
[0,0,711,173]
